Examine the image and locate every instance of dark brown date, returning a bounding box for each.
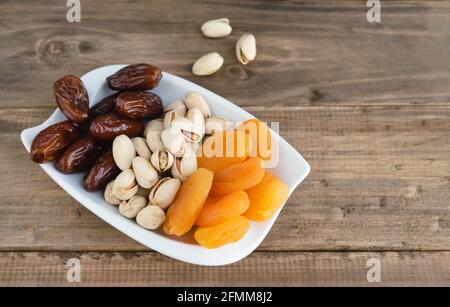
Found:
[115,91,163,119]
[30,120,80,163]
[88,92,121,121]
[84,151,119,192]
[106,64,162,91]
[89,112,144,142]
[54,75,89,124]
[56,134,103,173]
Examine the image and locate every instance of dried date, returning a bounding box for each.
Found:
[88,92,121,121]
[89,112,144,142]
[56,134,103,173]
[106,64,162,91]
[84,151,120,192]
[115,91,163,119]
[54,75,89,124]
[30,120,80,163]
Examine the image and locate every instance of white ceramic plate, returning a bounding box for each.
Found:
[21,65,310,266]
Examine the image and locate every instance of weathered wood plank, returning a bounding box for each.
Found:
[1,105,449,251]
[0,251,449,286]
[1,0,450,287]
[1,1,450,108]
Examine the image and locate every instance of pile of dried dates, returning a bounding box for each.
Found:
[30,63,163,192]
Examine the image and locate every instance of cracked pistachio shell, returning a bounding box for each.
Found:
[164,110,179,129]
[187,108,206,138]
[161,127,186,157]
[171,150,197,182]
[150,149,174,173]
[119,195,147,219]
[132,156,158,189]
[164,100,186,117]
[236,34,257,65]
[112,169,138,200]
[171,117,202,143]
[149,177,181,209]
[201,18,232,38]
[113,135,136,171]
[104,181,121,205]
[184,92,211,118]
[192,52,224,76]
[136,205,165,230]
[132,137,151,160]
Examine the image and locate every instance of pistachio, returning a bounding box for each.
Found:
[236,34,257,65]
[145,119,165,152]
[163,110,179,129]
[171,117,202,143]
[184,92,211,118]
[171,150,197,181]
[164,100,186,117]
[146,130,165,152]
[131,137,151,160]
[186,108,206,137]
[132,156,158,189]
[205,116,228,135]
[201,18,232,38]
[161,127,186,157]
[113,135,136,171]
[119,195,147,219]
[112,169,138,200]
[150,149,174,173]
[192,52,224,76]
[136,205,165,230]
[149,177,181,209]
[143,118,164,138]
[104,181,121,205]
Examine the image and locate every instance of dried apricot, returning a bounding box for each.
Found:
[196,190,250,227]
[244,172,289,221]
[163,168,213,236]
[197,129,252,172]
[210,157,265,196]
[194,216,250,249]
[238,119,272,160]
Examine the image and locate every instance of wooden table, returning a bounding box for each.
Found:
[1,0,449,286]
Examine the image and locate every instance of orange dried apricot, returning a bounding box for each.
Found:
[238,119,272,160]
[194,216,250,249]
[196,190,250,227]
[210,157,265,196]
[244,172,289,221]
[163,168,213,236]
[197,129,252,172]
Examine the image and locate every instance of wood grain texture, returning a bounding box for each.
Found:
[0,0,450,286]
[1,1,450,108]
[1,106,449,251]
[1,251,450,286]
